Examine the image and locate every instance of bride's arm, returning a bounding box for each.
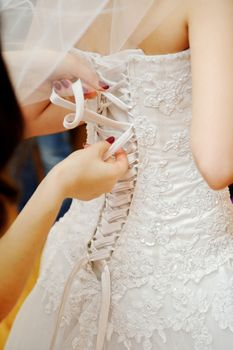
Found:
[188,0,233,190]
[0,142,128,320]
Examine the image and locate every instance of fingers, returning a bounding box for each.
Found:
[52,79,104,100]
[50,52,110,95]
[94,140,112,156]
[98,81,110,90]
[84,138,128,176]
[91,137,116,156]
[111,148,129,176]
[52,79,96,100]
[83,141,109,159]
[82,81,109,97]
[104,147,129,176]
[52,79,73,97]
[68,53,109,91]
[81,79,109,98]
[82,84,97,99]
[84,141,128,183]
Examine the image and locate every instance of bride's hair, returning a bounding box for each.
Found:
[0,46,24,231]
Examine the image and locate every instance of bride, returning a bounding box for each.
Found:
[5,0,233,349]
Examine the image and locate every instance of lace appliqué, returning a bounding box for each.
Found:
[212,275,233,332]
[136,157,173,197]
[37,198,104,314]
[133,115,157,147]
[162,130,191,157]
[143,72,191,116]
[60,266,101,350]
[135,219,176,247]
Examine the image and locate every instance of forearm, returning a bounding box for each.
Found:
[0,172,63,320]
[22,102,69,138]
[22,98,83,138]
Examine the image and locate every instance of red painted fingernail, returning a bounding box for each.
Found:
[99,81,110,90]
[60,79,71,88]
[53,81,62,91]
[106,136,115,144]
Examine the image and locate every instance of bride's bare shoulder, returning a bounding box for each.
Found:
[139,1,189,54]
[144,0,233,54]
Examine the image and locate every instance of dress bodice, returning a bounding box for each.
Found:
[42,49,233,350]
[7,49,233,350]
[86,48,231,228]
[69,49,233,349]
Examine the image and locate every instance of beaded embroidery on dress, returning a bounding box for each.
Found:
[5,49,233,350]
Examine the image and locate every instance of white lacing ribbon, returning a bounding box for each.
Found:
[49,256,88,350]
[49,76,137,350]
[49,256,111,350]
[50,79,134,159]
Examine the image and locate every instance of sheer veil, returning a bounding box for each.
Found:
[1,0,181,105]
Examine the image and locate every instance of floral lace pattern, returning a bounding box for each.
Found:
[6,50,233,350]
[133,115,157,147]
[129,49,192,118]
[212,276,233,332]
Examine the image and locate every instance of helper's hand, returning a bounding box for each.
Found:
[4,50,108,103]
[49,139,129,201]
[50,51,107,91]
[19,50,109,137]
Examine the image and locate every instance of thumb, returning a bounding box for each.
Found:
[90,140,111,157]
[112,148,129,176]
[96,136,116,157]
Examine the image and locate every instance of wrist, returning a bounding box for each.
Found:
[45,161,75,202]
[39,168,65,209]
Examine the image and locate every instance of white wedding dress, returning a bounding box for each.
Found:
[5,49,233,350]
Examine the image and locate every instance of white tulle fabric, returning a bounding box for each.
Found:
[1,0,109,103]
[5,49,233,350]
[1,0,181,104]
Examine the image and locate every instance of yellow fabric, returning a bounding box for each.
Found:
[0,258,40,350]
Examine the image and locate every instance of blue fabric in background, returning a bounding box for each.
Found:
[11,132,73,221]
[37,132,73,219]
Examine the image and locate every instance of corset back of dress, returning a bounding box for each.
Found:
[9,49,233,350]
[86,48,232,227]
